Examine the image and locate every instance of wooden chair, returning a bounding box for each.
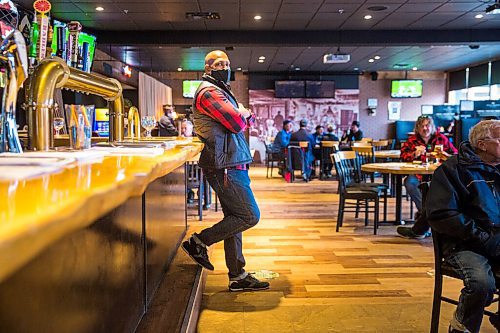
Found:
[361,137,373,143]
[286,145,306,182]
[265,144,284,178]
[332,152,381,234]
[319,140,338,179]
[352,145,376,182]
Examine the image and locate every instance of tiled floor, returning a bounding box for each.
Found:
[192,167,497,333]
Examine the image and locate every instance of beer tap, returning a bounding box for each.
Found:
[0,30,28,153]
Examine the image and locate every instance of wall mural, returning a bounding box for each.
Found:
[248,89,359,162]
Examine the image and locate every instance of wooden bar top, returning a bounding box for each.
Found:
[0,141,203,282]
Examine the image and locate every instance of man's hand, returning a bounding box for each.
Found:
[237,103,251,119]
[414,145,426,158]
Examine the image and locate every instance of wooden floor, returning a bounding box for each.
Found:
[189,166,496,333]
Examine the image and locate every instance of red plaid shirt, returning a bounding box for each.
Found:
[401,132,457,162]
[195,86,255,170]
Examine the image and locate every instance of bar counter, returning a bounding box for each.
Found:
[0,140,203,333]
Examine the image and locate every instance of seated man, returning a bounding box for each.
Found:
[323,125,339,141]
[312,125,324,165]
[341,120,363,142]
[271,120,293,175]
[290,119,315,181]
[397,115,457,239]
[426,120,499,333]
[272,120,292,158]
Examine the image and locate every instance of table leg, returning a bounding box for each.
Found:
[395,174,403,225]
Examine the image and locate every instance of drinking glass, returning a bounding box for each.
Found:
[141,116,157,138]
[53,117,65,137]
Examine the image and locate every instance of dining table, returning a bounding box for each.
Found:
[374,150,401,160]
[361,162,439,225]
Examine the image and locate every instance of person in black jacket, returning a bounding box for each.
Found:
[290,119,315,181]
[426,120,500,333]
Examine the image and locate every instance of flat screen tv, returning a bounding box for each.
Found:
[275,81,305,98]
[182,80,203,98]
[305,81,335,98]
[390,79,423,98]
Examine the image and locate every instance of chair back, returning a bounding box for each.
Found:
[352,142,372,147]
[352,145,376,164]
[299,141,309,149]
[372,140,390,150]
[320,140,338,166]
[361,137,373,143]
[332,151,361,191]
[287,145,305,171]
[186,161,202,189]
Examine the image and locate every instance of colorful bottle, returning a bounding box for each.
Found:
[28,21,39,58]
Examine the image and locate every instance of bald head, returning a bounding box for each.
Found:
[204,50,230,74]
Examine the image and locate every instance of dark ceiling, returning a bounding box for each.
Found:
[15,0,500,73]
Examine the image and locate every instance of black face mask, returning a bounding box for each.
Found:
[211,69,231,84]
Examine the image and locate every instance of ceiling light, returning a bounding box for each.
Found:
[95,6,104,11]
[486,1,500,15]
[475,14,484,19]
[412,67,418,71]
[354,67,359,71]
[254,15,262,20]
[258,59,264,63]
[236,67,242,71]
[364,15,372,20]
[258,56,265,60]
[177,67,183,71]
[295,67,300,71]
[374,55,381,60]
[368,58,374,63]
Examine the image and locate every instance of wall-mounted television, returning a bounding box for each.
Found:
[390,79,423,98]
[275,81,305,98]
[305,80,335,98]
[182,80,203,98]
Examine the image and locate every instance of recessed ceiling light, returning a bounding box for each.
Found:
[95,6,104,11]
[236,67,242,71]
[368,58,374,63]
[254,15,262,20]
[295,67,301,71]
[475,14,484,19]
[354,67,359,70]
[374,55,381,60]
[258,59,264,63]
[412,67,418,71]
[258,56,266,60]
[364,15,372,20]
[177,67,183,71]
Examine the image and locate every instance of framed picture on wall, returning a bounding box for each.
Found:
[388,101,401,120]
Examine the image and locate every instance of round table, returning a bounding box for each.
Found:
[361,162,439,224]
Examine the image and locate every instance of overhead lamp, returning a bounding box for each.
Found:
[258,56,265,60]
[258,59,264,63]
[95,6,104,11]
[122,65,132,78]
[475,14,484,19]
[236,67,242,71]
[177,67,183,71]
[412,67,418,71]
[364,15,372,20]
[254,15,262,20]
[374,55,380,60]
[486,0,500,14]
[295,67,301,71]
[368,58,374,63]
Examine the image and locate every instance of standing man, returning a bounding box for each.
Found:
[182,50,269,292]
[397,115,457,239]
[427,120,499,333]
[341,120,363,143]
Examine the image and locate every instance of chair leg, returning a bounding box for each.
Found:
[383,189,388,223]
[364,199,369,226]
[355,200,360,218]
[336,198,345,232]
[266,159,269,178]
[374,197,379,235]
[410,200,414,220]
[430,275,443,333]
[270,160,274,178]
[215,193,218,212]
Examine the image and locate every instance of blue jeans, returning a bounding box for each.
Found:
[404,175,431,234]
[447,251,497,333]
[197,169,260,279]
